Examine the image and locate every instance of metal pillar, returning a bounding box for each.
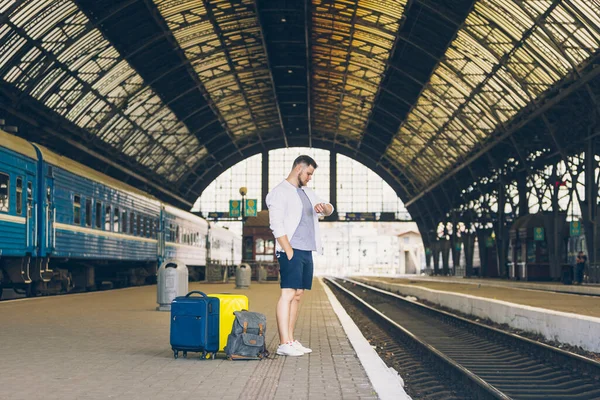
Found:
[582,137,598,263]
[494,181,508,278]
[261,150,269,211]
[329,150,338,219]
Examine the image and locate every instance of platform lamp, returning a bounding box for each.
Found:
[239,186,248,223]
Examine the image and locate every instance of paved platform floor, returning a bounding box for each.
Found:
[0,280,380,400]
[366,276,600,317]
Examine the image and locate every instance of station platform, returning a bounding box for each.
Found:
[357,276,600,353]
[0,279,406,400]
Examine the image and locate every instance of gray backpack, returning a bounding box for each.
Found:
[225,311,269,360]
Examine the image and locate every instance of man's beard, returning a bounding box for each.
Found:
[297,173,305,187]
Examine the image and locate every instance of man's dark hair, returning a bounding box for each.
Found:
[292,155,318,169]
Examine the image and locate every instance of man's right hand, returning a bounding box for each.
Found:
[286,249,294,261]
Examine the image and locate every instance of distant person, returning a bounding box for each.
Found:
[266,155,333,356]
[575,251,587,285]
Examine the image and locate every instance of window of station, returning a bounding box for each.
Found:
[73,195,81,225]
[95,202,102,229]
[105,205,111,231]
[192,153,262,214]
[122,210,128,234]
[16,177,22,215]
[85,198,92,227]
[113,207,120,232]
[130,212,135,236]
[0,173,9,213]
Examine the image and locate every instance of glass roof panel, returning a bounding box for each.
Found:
[154,0,279,139]
[386,0,600,188]
[311,0,407,142]
[0,0,206,183]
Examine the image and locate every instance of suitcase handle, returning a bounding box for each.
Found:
[185,291,208,298]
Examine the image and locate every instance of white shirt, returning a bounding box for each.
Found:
[266,180,334,255]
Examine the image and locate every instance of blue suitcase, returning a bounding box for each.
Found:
[170,291,220,359]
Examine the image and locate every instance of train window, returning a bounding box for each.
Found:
[113,207,119,232]
[176,225,180,243]
[27,182,33,218]
[0,173,9,213]
[74,195,81,224]
[149,219,154,239]
[95,202,102,229]
[105,205,111,231]
[130,212,135,236]
[136,214,141,237]
[85,198,92,227]
[122,210,127,234]
[16,177,22,215]
[169,224,173,241]
[142,216,148,238]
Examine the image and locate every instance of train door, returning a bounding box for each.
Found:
[24,174,35,253]
[44,174,55,255]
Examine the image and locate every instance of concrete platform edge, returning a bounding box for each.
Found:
[390,274,600,296]
[358,278,600,354]
[319,278,411,400]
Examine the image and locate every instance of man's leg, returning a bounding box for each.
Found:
[288,289,304,341]
[277,288,296,344]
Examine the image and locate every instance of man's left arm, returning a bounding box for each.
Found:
[314,202,333,216]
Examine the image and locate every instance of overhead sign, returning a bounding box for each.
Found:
[570,221,581,237]
[245,199,257,217]
[229,200,241,218]
[534,227,544,241]
[207,212,227,219]
[345,212,376,221]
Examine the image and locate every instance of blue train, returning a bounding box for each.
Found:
[0,129,241,297]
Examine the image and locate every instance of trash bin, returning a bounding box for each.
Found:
[258,265,267,282]
[235,263,251,289]
[156,260,188,311]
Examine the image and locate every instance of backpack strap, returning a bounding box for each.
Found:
[258,323,264,336]
[243,321,248,334]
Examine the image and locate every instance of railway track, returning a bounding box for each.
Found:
[326,277,600,400]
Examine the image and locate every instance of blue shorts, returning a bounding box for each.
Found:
[276,249,314,290]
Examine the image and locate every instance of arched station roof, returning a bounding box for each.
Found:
[0,0,599,217]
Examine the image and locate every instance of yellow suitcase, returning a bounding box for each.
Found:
[208,293,249,351]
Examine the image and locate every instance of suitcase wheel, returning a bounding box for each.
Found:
[173,350,179,359]
[202,351,207,359]
[183,351,188,359]
[211,352,216,360]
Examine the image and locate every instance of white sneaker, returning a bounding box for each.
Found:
[292,340,312,354]
[276,343,304,356]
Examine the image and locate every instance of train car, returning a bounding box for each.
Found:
[162,204,209,280]
[0,129,241,296]
[32,143,162,292]
[208,222,241,266]
[0,129,38,295]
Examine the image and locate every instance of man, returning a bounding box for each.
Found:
[266,155,333,356]
[575,251,587,285]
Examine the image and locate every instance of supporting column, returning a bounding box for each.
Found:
[517,175,528,218]
[261,150,269,211]
[432,241,440,275]
[551,164,562,279]
[495,181,508,278]
[329,150,338,220]
[463,233,475,277]
[582,137,598,264]
[441,239,450,275]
